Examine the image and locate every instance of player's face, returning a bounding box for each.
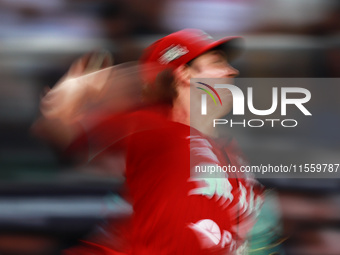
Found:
[186,50,239,79]
[184,50,238,120]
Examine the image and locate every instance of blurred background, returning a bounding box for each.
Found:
[0,0,339,254]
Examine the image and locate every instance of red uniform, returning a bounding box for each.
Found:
[63,106,264,255]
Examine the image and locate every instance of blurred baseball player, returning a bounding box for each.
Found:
[34,29,264,255]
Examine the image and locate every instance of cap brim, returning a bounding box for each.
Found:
[191,36,245,64]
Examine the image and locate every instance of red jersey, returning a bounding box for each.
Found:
[63,106,264,255]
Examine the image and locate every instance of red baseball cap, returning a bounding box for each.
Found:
[140,29,244,84]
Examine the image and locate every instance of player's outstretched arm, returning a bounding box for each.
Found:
[32,50,113,151]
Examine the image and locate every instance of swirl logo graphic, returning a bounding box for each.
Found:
[196,82,222,115]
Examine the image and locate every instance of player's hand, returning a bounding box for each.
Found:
[32,50,113,149]
[40,50,113,123]
[63,49,113,80]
